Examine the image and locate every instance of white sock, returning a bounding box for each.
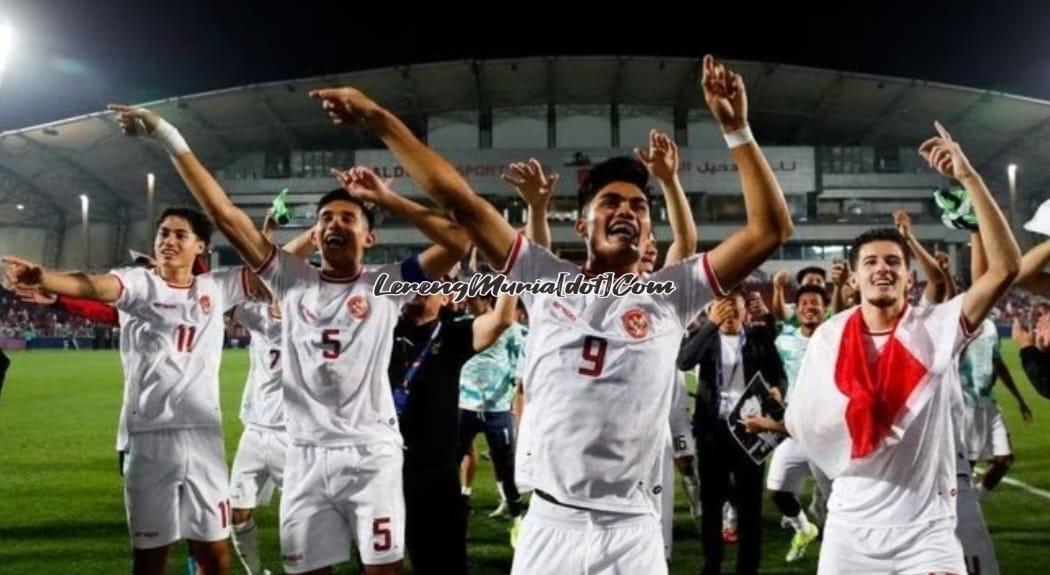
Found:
[723,503,738,529]
[461,486,472,497]
[785,511,811,533]
[231,517,262,575]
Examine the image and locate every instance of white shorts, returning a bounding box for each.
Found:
[230,425,289,509]
[819,516,965,575]
[766,438,813,494]
[511,496,666,575]
[124,428,231,549]
[279,441,405,573]
[956,476,1000,575]
[966,401,1012,461]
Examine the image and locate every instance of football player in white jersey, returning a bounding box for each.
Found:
[228,217,315,575]
[504,130,703,560]
[5,207,250,575]
[107,104,470,575]
[785,123,1020,575]
[305,55,793,574]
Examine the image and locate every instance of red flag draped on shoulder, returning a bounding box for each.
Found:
[785,294,973,478]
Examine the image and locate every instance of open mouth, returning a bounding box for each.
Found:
[160,248,178,257]
[324,234,347,248]
[872,276,895,288]
[607,220,638,243]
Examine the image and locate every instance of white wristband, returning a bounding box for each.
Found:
[723,125,754,149]
[150,118,190,156]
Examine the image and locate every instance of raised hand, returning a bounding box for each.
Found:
[919,122,977,182]
[634,129,679,184]
[773,270,790,289]
[893,210,914,238]
[107,104,161,136]
[701,55,748,133]
[709,298,736,327]
[2,256,44,290]
[830,259,850,287]
[309,87,383,128]
[330,166,394,205]
[934,250,951,272]
[501,159,559,208]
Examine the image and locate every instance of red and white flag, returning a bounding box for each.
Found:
[785,294,973,478]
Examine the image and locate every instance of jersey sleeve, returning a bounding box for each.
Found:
[108,266,150,313]
[252,244,314,299]
[495,233,577,309]
[923,293,978,370]
[210,266,250,312]
[650,252,723,328]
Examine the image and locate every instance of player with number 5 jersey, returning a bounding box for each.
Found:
[107,89,470,575]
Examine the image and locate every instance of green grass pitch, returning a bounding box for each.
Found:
[0,342,1048,574]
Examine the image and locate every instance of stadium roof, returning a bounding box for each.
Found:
[1,55,1046,226]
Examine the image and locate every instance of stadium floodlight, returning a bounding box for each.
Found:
[79,194,89,211]
[0,18,15,91]
[16,203,23,210]
[1007,163,1018,181]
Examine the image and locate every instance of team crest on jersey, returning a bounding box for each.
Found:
[621,308,650,339]
[198,295,213,314]
[348,295,369,319]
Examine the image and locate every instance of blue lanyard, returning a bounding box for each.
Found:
[401,322,443,390]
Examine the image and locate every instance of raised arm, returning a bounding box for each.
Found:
[472,295,519,352]
[502,159,556,249]
[771,270,791,322]
[829,259,850,314]
[109,105,272,269]
[701,56,794,290]
[635,130,697,265]
[894,210,947,304]
[309,88,516,269]
[331,167,470,279]
[1017,239,1050,297]
[3,257,121,303]
[935,250,957,300]
[920,122,1020,328]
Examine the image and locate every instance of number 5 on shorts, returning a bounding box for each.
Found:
[373,517,391,551]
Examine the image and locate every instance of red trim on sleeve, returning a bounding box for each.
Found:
[495,232,525,275]
[700,253,728,298]
[108,272,125,302]
[240,267,251,299]
[251,245,279,275]
[960,315,979,339]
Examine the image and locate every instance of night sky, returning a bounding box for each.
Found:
[3,0,1050,130]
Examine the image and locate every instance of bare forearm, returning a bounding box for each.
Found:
[170,153,272,268]
[906,234,946,296]
[282,229,315,259]
[369,108,515,267]
[707,143,793,288]
[42,271,119,302]
[772,286,788,322]
[1018,240,1050,292]
[961,172,1021,323]
[659,175,697,266]
[971,233,987,281]
[379,194,470,254]
[525,203,552,250]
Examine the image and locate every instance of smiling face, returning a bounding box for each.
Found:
[575,182,652,271]
[795,290,827,330]
[153,216,205,272]
[313,199,375,273]
[851,240,912,309]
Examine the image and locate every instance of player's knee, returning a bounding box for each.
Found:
[190,540,231,575]
[231,508,253,525]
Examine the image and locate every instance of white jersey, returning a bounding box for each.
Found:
[504,235,717,513]
[669,372,694,457]
[234,301,285,430]
[110,266,248,434]
[255,246,414,446]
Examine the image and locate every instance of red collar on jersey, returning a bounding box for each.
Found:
[321,264,364,284]
[152,268,196,289]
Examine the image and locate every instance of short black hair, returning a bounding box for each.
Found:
[316,188,375,230]
[156,207,213,247]
[849,227,911,270]
[795,266,827,285]
[795,283,830,306]
[576,156,651,214]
